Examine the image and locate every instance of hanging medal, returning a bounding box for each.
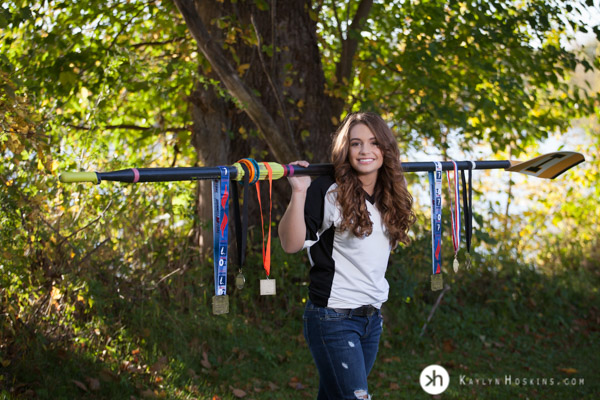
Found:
[256,162,276,295]
[446,160,461,273]
[211,166,230,315]
[461,161,475,269]
[429,161,444,291]
[231,162,251,290]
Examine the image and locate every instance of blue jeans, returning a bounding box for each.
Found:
[303,300,383,400]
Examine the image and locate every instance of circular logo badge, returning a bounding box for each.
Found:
[420,364,450,395]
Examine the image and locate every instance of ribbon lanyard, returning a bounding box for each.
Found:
[212,167,230,296]
[231,162,250,290]
[446,160,461,272]
[255,162,273,277]
[428,162,443,291]
[461,161,475,268]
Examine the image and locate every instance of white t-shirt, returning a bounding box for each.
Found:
[303,175,392,309]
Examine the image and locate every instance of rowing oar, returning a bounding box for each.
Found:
[59,151,585,184]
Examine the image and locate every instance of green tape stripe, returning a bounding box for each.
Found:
[59,172,99,184]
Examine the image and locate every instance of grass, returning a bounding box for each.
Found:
[1,242,599,399]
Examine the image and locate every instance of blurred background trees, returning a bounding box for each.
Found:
[1,0,599,397]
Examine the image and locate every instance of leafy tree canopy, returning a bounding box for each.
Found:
[2,0,598,166]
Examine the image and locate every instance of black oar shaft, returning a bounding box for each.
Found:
[402,160,511,173]
[98,166,239,183]
[93,161,511,183]
[286,161,511,176]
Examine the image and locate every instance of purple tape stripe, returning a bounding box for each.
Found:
[132,168,140,183]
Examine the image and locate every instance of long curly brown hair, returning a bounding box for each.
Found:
[331,112,416,246]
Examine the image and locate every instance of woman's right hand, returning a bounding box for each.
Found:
[280,160,310,253]
[287,160,312,193]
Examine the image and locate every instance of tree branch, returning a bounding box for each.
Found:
[331,0,344,42]
[172,0,299,162]
[107,4,147,52]
[250,13,293,143]
[420,284,451,337]
[335,0,373,86]
[131,37,187,49]
[66,124,190,133]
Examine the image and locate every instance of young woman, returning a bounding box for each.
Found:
[278,112,416,399]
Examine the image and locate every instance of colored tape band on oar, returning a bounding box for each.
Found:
[248,159,260,184]
[263,162,285,181]
[132,168,140,183]
[59,172,99,184]
[237,158,261,185]
[237,159,254,183]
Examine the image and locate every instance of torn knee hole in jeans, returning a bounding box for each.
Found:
[354,389,371,399]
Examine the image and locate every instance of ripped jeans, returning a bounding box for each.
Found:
[303,300,383,400]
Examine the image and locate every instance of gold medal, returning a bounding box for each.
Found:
[431,274,444,291]
[453,257,459,273]
[235,271,246,290]
[212,295,229,315]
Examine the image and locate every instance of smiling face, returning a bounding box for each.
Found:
[348,123,384,182]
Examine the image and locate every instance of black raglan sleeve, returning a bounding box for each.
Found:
[304,175,335,244]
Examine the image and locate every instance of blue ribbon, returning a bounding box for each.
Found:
[429,162,443,275]
[212,167,230,296]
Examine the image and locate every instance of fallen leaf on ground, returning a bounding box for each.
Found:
[201,351,212,369]
[140,388,157,398]
[558,367,578,374]
[150,356,168,373]
[230,386,247,398]
[72,380,88,391]
[99,368,118,382]
[288,376,305,390]
[443,339,455,353]
[85,377,100,391]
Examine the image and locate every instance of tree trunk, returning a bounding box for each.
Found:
[175,0,340,253]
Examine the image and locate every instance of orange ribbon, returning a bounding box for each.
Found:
[255,162,273,276]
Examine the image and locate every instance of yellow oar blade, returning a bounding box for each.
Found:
[507,151,585,179]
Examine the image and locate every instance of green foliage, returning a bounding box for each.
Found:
[317,0,599,153]
[1,0,197,169]
[2,239,598,398]
[1,0,599,398]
